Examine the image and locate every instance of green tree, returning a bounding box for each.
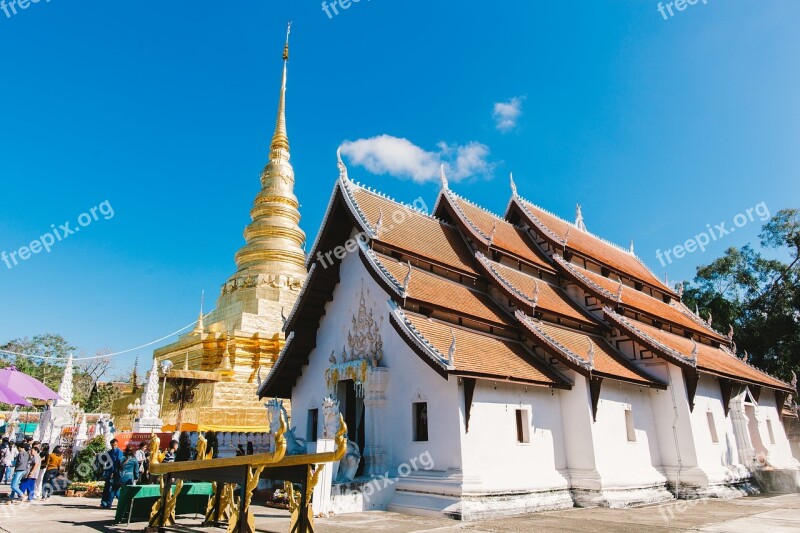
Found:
[85,382,123,413]
[682,208,800,380]
[70,436,108,482]
[0,334,75,392]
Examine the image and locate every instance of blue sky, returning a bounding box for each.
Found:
[1,1,798,375]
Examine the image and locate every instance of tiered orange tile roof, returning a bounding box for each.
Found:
[474,253,597,327]
[557,257,726,341]
[512,197,674,295]
[605,307,791,391]
[440,191,554,272]
[261,175,792,400]
[519,316,664,387]
[371,252,509,326]
[346,183,477,274]
[399,311,567,387]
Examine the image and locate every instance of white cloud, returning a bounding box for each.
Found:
[493,96,524,132]
[339,134,493,184]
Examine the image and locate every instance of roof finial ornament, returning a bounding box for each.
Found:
[727,324,734,342]
[269,21,292,153]
[402,261,412,299]
[447,328,456,367]
[283,21,291,61]
[587,339,596,370]
[194,289,205,334]
[691,341,698,362]
[510,172,517,196]
[440,164,449,190]
[706,311,713,327]
[563,228,571,248]
[615,278,624,302]
[375,207,384,237]
[664,273,669,286]
[575,203,586,231]
[337,147,349,180]
[791,370,797,390]
[742,350,749,363]
[629,239,635,255]
[695,303,700,316]
[677,282,684,299]
[531,279,540,309]
[487,221,497,246]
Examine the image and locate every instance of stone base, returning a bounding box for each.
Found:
[667,479,761,500]
[329,479,396,514]
[571,484,675,508]
[752,468,800,493]
[389,485,573,521]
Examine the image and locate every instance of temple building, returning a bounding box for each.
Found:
[259,162,799,518]
[112,30,307,433]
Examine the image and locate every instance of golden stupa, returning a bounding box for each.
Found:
[112,28,306,432]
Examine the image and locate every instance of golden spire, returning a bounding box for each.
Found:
[230,22,307,287]
[271,22,291,153]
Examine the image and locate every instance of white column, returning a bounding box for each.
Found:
[363,367,389,477]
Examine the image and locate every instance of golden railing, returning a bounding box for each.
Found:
[146,413,347,533]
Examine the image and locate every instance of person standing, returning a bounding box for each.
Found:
[0,439,9,484]
[41,445,64,499]
[1,439,16,484]
[9,443,30,502]
[99,439,124,509]
[119,445,139,487]
[34,442,49,499]
[134,442,147,484]
[163,440,178,463]
[21,442,41,501]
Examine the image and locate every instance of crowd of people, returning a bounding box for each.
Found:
[97,437,178,509]
[0,436,64,503]
[0,435,182,510]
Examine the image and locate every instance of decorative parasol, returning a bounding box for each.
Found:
[0,382,32,406]
[0,367,61,401]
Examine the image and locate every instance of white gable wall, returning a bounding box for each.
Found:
[460,380,568,493]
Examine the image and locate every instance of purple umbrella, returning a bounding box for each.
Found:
[0,382,31,406]
[0,367,60,401]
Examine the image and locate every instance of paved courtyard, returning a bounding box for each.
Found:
[0,493,797,532]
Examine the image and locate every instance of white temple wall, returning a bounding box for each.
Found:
[688,374,744,485]
[639,362,709,491]
[750,392,797,468]
[558,373,599,486]
[289,247,463,480]
[459,380,568,493]
[591,380,666,488]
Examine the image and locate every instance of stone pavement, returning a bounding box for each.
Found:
[0,493,797,532]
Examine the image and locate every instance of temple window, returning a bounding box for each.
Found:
[707,411,719,443]
[307,408,318,442]
[625,408,636,442]
[413,402,429,442]
[766,419,776,445]
[515,409,530,443]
